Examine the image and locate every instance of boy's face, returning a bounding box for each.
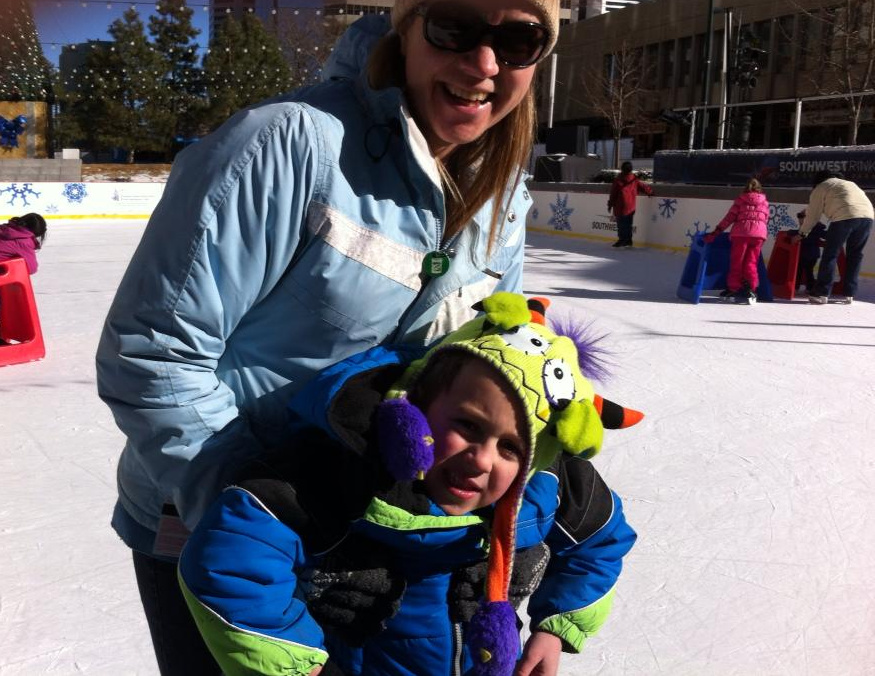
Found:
[422,359,526,515]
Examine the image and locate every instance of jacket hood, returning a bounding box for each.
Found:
[321,14,391,82]
[739,191,767,206]
[1,224,38,243]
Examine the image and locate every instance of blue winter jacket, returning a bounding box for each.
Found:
[95,17,530,554]
[178,347,637,675]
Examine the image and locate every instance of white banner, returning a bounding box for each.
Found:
[0,182,165,220]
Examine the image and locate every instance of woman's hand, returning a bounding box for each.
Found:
[514,631,562,676]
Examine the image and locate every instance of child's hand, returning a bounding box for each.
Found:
[514,631,562,676]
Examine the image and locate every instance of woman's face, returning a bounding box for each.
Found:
[400,0,542,160]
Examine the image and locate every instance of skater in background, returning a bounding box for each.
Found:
[0,213,47,274]
[95,0,561,671]
[704,178,769,303]
[791,210,826,293]
[794,171,873,305]
[607,161,653,248]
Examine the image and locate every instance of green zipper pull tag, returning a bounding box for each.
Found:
[422,250,450,278]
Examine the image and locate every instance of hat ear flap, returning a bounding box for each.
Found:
[554,399,603,460]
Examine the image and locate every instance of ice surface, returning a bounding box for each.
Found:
[1,222,873,675]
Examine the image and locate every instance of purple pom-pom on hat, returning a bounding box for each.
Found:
[467,601,519,676]
[375,398,434,481]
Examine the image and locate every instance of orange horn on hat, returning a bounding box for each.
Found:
[593,394,644,429]
[527,297,550,325]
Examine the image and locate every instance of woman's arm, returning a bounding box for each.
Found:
[96,102,319,529]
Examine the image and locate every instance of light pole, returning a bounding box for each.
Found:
[698,0,716,148]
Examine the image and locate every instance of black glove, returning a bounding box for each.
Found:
[319,659,348,676]
[449,542,551,623]
[299,533,406,646]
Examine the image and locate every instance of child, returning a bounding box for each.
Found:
[0,213,47,274]
[178,292,641,676]
[704,178,769,304]
[607,161,653,248]
[792,210,827,293]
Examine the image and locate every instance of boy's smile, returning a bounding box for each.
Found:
[422,359,526,515]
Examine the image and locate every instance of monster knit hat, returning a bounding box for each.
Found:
[376,292,643,676]
[391,0,561,60]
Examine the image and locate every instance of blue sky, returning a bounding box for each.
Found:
[32,0,211,66]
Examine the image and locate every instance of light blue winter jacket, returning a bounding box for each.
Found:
[95,16,531,555]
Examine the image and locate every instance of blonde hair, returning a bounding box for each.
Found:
[368,32,536,251]
[745,177,763,193]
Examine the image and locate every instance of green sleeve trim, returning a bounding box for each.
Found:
[179,573,328,676]
[536,587,616,654]
[363,497,483,531]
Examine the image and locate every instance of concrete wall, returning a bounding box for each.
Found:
[0,159,82,182]
[526,181,875,277]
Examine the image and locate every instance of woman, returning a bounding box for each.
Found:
[95,0,560,671]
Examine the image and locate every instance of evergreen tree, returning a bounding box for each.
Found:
[148,0,204,148]
[57,9,165,161]
[0,0,53,101]
[202,13,292,130]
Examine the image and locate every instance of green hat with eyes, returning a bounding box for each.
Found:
[391,0,561,59]
[387,291,641,477]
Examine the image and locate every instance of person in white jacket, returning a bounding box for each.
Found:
[95,0,560,672]
[796,171,873,304]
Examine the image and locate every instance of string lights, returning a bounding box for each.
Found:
[1,0,54,101]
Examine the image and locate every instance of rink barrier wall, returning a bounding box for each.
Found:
[527,182,875,278]
[0,182,165,221]
[2,180,873,277]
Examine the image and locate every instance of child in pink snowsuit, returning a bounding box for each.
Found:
[705,178,769,299]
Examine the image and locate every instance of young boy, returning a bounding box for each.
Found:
[178,292,641,676]
[607,161,653,248]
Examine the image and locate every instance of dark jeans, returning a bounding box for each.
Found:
[132,550,222,675]
[616,213,635,243]
[813,217,873,298]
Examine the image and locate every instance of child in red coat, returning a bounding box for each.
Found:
[704,178,769,303]
[607,161,653,248]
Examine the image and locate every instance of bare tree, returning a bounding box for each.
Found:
[273,9,347,88]
[578,40,651,167]
[790,0,875,145]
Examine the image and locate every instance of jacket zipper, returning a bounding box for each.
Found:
[452,622,463,676]
[389,205,454,343]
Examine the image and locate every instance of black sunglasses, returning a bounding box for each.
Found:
[414,3,549,69]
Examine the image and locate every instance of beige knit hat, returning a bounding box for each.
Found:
[391,0,560,60]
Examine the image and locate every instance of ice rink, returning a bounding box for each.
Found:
[2,220,873,675]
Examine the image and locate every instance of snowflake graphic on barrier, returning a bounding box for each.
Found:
[0,183,41,207]
[63,182,87,203]
[658,198,678,219]
[768,203,796,238]
[548,194,573,231]
[684,220,713,246]
[45,204,59,214]
[531,207,539,221]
